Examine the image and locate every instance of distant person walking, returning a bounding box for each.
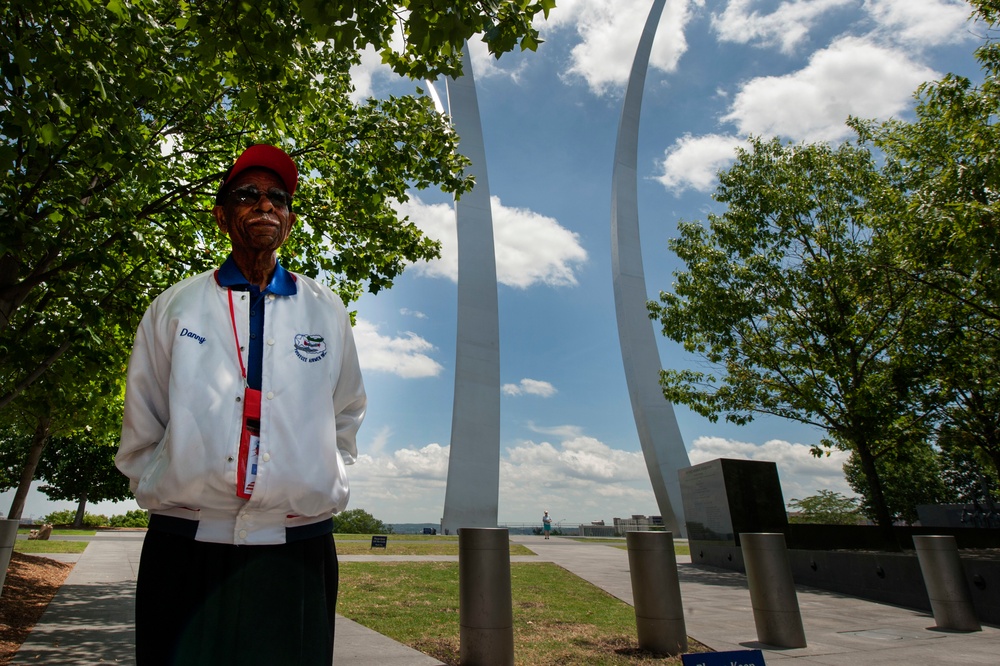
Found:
[542,510,552,539]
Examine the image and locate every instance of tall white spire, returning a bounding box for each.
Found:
[611,0,691,535]
[440,43,502,534]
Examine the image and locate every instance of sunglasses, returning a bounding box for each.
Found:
[227,186,292,209]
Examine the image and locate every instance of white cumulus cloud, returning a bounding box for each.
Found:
[549,0,701,95]
[712,0,855,54]
[399,195,588,288]
[467,38,529,82]
[344,429,860,524]
[348,46,386,103]
[721,36,940,142]
[349,442,451,521]
[353,319,444,378]
[347,430,660,524]
[367,425,392,457]
[527,423,586,439]
[655,133,745,193]
[502,378,557,397]
[864,0,976,48]
[689,435,855,505]
[500,435,656,519]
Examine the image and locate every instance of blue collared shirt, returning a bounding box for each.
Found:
[216,255,297,390]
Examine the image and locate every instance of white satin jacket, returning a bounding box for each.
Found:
[117,268,366,545]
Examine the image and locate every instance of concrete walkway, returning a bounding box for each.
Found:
[10,532,443,666]
[511,535,1000,665]
[11,532,1000,664]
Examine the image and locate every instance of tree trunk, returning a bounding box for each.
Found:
[73,492,88,529]
[7,416,52,520]
[854,438,899,550]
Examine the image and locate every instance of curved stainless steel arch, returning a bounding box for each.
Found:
[611,0,691,535]
[440,43,502,535]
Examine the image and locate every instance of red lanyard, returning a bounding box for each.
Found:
[228,288,261,500]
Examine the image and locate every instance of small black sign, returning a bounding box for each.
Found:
[370,535,388,549]
[681,649,765,666]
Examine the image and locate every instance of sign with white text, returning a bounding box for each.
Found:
[681,649,765,666]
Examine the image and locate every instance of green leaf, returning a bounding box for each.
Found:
[39,122,59,144]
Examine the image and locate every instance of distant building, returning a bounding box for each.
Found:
[574,516,664,537]
[613,515,663,535]
[579,521,616,537]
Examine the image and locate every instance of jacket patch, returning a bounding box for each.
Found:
[179,327,207,345]
[294,334,327,363]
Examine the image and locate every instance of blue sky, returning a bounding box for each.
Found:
[3,0,985,526]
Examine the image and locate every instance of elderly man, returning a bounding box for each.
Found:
[117,144,366,666]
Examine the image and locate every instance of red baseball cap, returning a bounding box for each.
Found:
[221,144,299,195]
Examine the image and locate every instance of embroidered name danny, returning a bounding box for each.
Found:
[294,333,327,362]
[179,327,207,345]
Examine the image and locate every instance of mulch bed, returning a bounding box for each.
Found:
[0,552,73,665]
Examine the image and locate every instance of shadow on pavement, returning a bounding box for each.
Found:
[11,581,135,666]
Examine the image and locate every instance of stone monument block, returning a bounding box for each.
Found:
[678,458,787,546]
[917,503,993,528]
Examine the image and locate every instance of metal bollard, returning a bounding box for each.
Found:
[740,532,807,648]
[0,519,19,596]
[913,535,981,632]
[459,528,514,665]
[626,531,688,655]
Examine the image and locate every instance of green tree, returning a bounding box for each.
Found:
[0,328,127,519]
[0,305,129,519]
[855,0,1000,328]
[937,427,1000,506]
[1,0,552,413]
[37,427,131,529]
[332,508,393,534]
[786,490,861,525]
[1,1,552,514]
[40,508,109,528]
[843,439,954,525]
[109,509,150,528]
[931,324,1000,480]
[855,1,1000,490]
[649,137,937,538]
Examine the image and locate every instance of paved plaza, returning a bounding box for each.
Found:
[8,532,1000,664]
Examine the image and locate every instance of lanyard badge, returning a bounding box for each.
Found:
[227,288,262,500]
[237,386,261,499]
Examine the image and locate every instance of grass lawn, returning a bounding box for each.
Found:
[16,529,95,537]
[338,561,710,665]
[13,528,95,554]
[13,540,89,554]
[335,536,534,556]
